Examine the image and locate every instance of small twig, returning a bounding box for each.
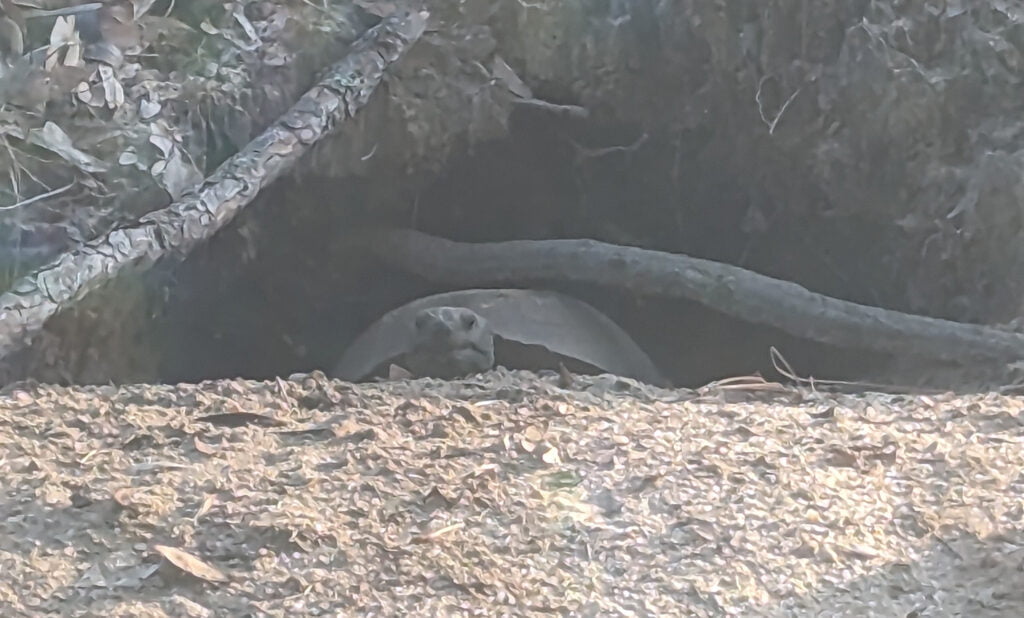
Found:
[770,347,816,391]
[359,143,377,161]
[511,97,590,120]
[696,374,788,394]
[421,522,464,541]
[769,346,947,394]
[0,181,73,210]
[755,75,801,135]
[568,132,649,163]
[2,138,50,202]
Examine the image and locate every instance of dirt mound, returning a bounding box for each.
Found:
[2,371,1022,616]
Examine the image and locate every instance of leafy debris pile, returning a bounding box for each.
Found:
[1,370,1023,615]
[0,0,365,285]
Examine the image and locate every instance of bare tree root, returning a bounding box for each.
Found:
[0,10,428,362]
[360,228,1024,364]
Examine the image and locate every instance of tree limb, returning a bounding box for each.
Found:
[360,228,1024,363]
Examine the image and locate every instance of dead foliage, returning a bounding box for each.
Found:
[0,0,368,285]
[1,371,1023,615]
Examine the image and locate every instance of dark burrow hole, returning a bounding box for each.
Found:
[152,107,924,389]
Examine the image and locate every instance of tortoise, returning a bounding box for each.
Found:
[329,288,666,385]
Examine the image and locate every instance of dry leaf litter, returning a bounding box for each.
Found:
[0,0,361,281]
[1,369,1023,616]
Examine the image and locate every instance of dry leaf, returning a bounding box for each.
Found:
[97,62,123,107]
[450,404,481,424]
[26,121,109,172]
[523,425,545,442]
[194,494,216,521]
[111,487,135,508]
[157,147,203,199]
[153,545,229,583]
[491,54,532,99]
[540,446,561,465]
[192,436,219,455]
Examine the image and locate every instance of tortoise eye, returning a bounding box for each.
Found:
[414,312,430,329]
[462,313,477,329]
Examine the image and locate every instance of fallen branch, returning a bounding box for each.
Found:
[359,228,1024,363]
[0,10,428,361]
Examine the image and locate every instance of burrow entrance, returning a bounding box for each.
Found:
[151,107,937,389]
[2,4,1021,392]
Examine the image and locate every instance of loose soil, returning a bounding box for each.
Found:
[1,370,1022,616]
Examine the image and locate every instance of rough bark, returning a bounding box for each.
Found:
[0,10,428,363]
[360,228,1024,363]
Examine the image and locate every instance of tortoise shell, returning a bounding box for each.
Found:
[330,288,665,385]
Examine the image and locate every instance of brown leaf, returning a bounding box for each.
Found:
[331,418,375,443]
[519,437,536,452]
[491,54,532,99]
[111,487,135,508]
[194,494,216,521]
[540,446,562,465]
[523,425,545,442]
[450,404,481,424]
[193,435,219,455]
[10,390,34,405]
[153,545,229,583]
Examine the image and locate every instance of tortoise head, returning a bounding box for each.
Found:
[402,306,496,379]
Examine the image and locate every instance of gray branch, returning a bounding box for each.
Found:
[359,228,1024,363]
